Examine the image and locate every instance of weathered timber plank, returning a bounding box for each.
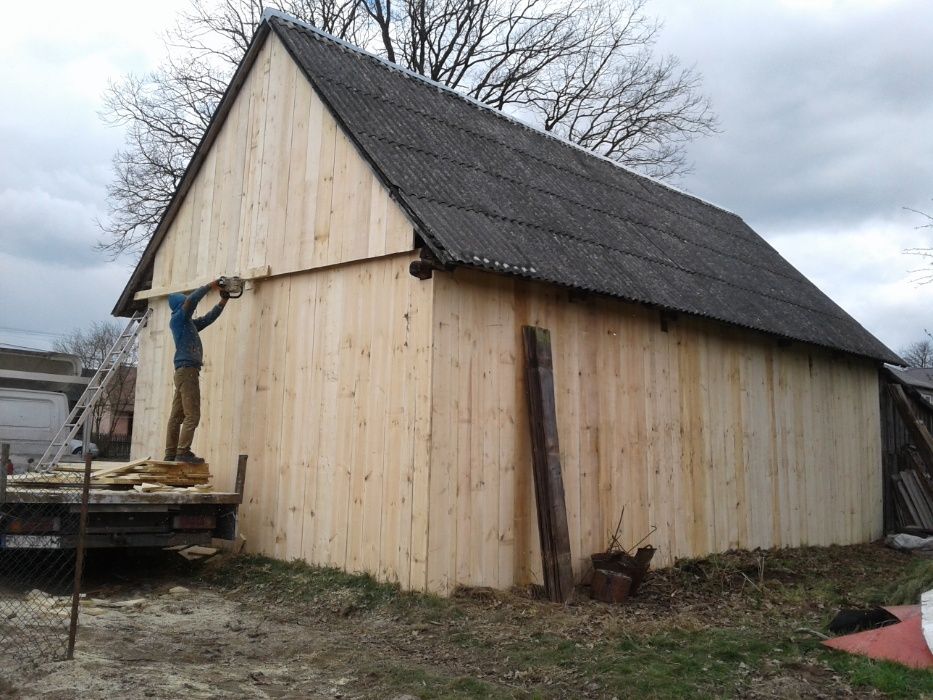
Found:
[889,384,933,472]
[522,325,574,603]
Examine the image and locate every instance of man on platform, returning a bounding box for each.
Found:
[164,279,233,464]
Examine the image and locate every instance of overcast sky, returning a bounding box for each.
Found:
[1,0,931,356]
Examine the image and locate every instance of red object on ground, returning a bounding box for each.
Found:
[823,605,933,670]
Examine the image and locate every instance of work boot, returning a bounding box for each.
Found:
[163,452,176,462]
[175,451,205,464]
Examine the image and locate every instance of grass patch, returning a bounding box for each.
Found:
[361,660,513,699]
[198,553,453,618]
[884,558,933,605]
[498,627,809,698]
[822,651,933,699]
[200,554,400,609]
[192,545,926,698]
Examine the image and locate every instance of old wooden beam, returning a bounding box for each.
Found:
[888,384,933,473]
[522,325,574,603]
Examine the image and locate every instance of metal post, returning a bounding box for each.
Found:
[0,442,9,504]
[66,450,92,660]
[82,417,91,460]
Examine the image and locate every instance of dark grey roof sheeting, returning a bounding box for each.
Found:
[270,16,897,363]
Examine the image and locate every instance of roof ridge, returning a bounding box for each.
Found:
[260,7,738,220]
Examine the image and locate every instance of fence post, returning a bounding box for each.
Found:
[0,442,9,503]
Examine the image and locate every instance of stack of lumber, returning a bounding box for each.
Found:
[9,459,211,490]
[893,468,933,531]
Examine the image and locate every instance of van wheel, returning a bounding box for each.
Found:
[72,446,82,455]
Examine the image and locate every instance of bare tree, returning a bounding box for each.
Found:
[901,338,933,369]
[54,322,138,456]
[905,203,933,283]
[100,0,716,256]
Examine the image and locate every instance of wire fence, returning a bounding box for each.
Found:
[0,443,91,664]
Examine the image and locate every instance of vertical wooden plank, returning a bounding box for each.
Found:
[495,281,519,589]
[338,135,373,263]
[276,274,314,561]
[555,301,582,577]
[192,148,217,280]
[407,262,435,590]
[573,304,600,571]
[220,69,250,277]
[427,275,457,594]
[361,260,390,576]
[280,69,313,274]
[312,270,343,565]
[329,265,358,568]
[522,325,574,602]
[311,109,338,267]
[380,261,407,582]
[368,181,390,259]
[204,106,231,281]
[236,36,273,273]
[454,289,472,586]
[251,38,298,271]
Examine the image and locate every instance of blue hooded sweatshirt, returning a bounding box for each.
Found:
[168,285,224,369]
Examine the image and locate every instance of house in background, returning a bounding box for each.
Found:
[0,346,137,459]
[0,347,88,403]
[114,11,899,594]
[887,366,933,407]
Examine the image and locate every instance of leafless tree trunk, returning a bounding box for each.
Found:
[901,339,933,368]
[100,0,717,256]
[906,204,933,284]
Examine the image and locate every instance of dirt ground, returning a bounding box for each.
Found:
[1,543,931,699]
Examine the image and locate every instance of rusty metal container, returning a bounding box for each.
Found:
[589,545,656,596]
[591,569,633,603]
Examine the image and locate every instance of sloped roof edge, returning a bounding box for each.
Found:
[111,22,274,317]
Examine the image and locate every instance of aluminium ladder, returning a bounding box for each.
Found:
[36,308,153,471]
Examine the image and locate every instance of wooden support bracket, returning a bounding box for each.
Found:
[522,325,574,603]
[134,266,272,301]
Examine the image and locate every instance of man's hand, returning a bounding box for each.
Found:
[211,278,222,291]
[220,290,231,301]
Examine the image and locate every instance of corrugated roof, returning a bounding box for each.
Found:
[114,11,899,364]
[266,15,898,363]
[888,366,933,391]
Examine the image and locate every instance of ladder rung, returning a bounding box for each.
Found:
[36,309,149,469]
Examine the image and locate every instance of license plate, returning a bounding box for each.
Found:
[1,535,63,549]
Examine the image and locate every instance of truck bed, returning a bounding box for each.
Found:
[3,486,242,505]
[0,457,247,549]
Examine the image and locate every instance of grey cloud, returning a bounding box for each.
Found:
[654,0,933,234]
[0,187,103,266]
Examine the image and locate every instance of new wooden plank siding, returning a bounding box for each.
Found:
[130,27,884,596]
[133,252,434,583]
[426,269,883,594]
[147,34,413,293]
[131,32,433,585]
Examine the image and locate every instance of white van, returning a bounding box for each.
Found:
[0,388,97,470]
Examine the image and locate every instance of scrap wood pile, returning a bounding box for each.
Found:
[8,459,212,493]
[893,467,933,531]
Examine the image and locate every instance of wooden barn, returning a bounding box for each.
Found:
[114,10,900,594]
